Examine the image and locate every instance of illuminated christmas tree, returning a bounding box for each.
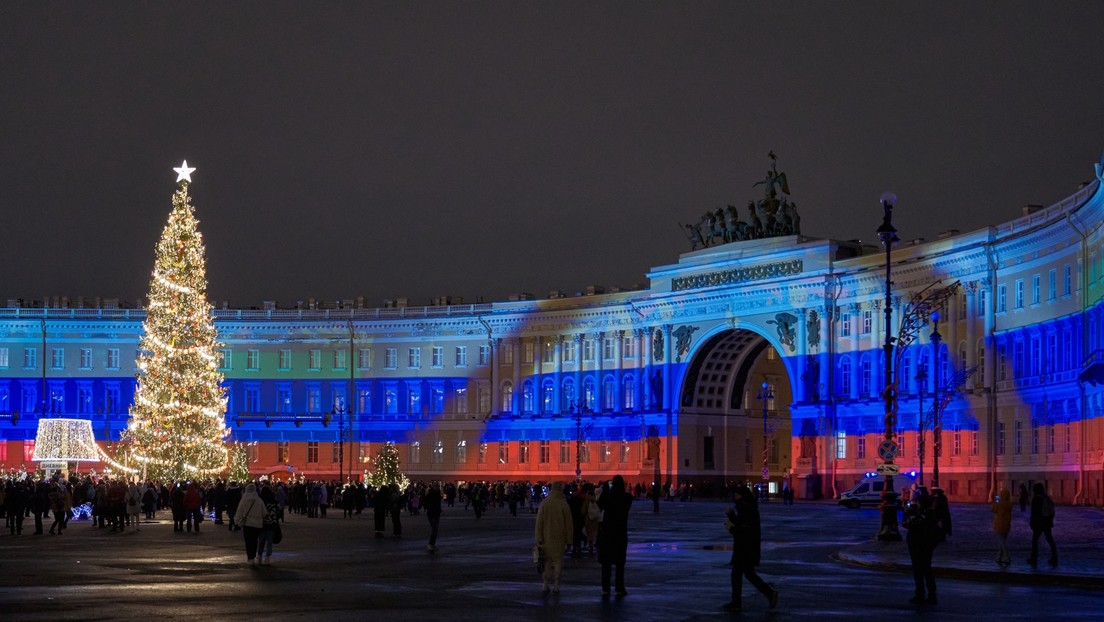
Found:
[366,442,409,490]
[124,161,230,482]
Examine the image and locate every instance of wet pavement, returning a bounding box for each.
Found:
[0,496,1100,620]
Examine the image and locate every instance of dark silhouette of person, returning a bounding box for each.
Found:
[903,487,938,605]
[1027,482,1058,567]
[723,485,778,612]
[596,475,633,596]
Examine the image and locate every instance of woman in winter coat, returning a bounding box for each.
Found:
[124,483,142,531]
[534,481,573,593]
[257,486,280,565]
[234,483,267,564]
[991,488,1012,565]
[724,485,778,611]
[596,475,633,596]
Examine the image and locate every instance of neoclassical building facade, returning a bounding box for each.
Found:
[2,160,1102,503]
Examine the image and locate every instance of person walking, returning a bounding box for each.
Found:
[234,483,267,565]
[373,484,391,538]
[903,487,938,605]
[257,486,280,565]
[1027,482,1057,567]
[596,475,633,597]
[991,488,1012,565]
[124,482,142,531]
[534,481,573,594]
[723,485,779,612]
[1018,483,1030,513]
[423,482,443,553]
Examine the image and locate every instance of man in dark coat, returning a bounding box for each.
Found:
[1027,482,1057,567]
[423,483,443,552]
[724,485,778,611]
[225,481,243,531]
[904,487,938,605]
[596,475,633,596]
[373,484,391,538]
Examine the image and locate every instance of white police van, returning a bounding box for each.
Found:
[838,471,918,509]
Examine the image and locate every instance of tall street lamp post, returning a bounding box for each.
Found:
[758,381,773,499]
[929,311,943,489]
[915,368,927,486]
[876,192,902,541]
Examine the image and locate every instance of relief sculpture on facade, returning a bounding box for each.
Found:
[766,312,797,353]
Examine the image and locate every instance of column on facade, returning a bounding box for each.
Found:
[490,337,501,415]
[614,330,624,412]
[573,334,583,412]
[819,305,831,396]
[511,337,521,414]
[849,303,861,400]
[795,308,807,402]
[662,325,673,410]
[635,328,647,412]
[534,336,544,414]
[553,335,563,414]
[594,331,605,410]
[965,282,978,371]
[871,300,885,392]
[947,292,959,378]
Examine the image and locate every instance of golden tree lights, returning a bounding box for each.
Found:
[123,162,230,482]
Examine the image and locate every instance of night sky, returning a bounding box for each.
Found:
[3,4,1103,308]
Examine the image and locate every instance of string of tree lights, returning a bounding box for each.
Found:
[121,162,231,482]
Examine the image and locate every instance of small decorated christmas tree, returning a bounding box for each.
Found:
[229,442,252,483]
[366,442,409,490]
[124,162,230,482]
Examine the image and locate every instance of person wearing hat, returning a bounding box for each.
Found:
[535,481,573,593]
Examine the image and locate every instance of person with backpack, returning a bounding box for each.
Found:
[1027,482,1057,567]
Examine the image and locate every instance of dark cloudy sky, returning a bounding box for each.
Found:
[3,3,1103,308]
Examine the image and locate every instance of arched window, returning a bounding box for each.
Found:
[562,378,576,410]
[840,357,852,395]
[602,375,616,411]
[542,378,555,413]
[501,381,514,414]
[583,377,596,411]
[522,380,535,414]
[622,374,635,410]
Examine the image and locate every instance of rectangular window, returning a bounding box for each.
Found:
[332,442,341,464]
[971,427,979,456]
[431,346,443,368]
[333,349,347,370]
[563,340,576,363]
[104,385,121,413]
[23,440,35,462]
[408,347,421,369]
[860,360,872,396]
[307,441,319,463]
[603,337,615,360]
[997,422,1006,455]
[1015,420,1022,455]
[384,388,398,414]
[1064,264,1072,295]
[1032,274,1041,305]
[1030,337,1041,376]
[835,431,847,459]
[861,309,872,334]
[50,348,64,370]
[478,345,490,366]
[357,388,370,414]
[456,440,467,464]
[79,348,92,370]
[104,347,118,369]
[455,346,467,367]
[620,440,630,463]
[1065,424,1071,453]
[559,440,571,464]
[539,440,550,464]
[385,348,397,369]
[0,348,8,368]
[522,342,535,364]
[277,386,292,413]
[432,440,444,464]
[247,349,260,370]
[1048,269,1057,301]
[542,343,554,364]
[431,386,444,414]
[308,349,321,370]
[279,349,292,371]
[840,312,851,337]
[979,290,988,316]
[623,336,636,359]
[1048,425,1055,454]
[23,347,36,369]
[357,348,371,370]
[408,387,421,414]
[997,284,1007,313]
[953,425,961,456]
[77,384,93,414]
[498,441,509,464]
[478,442,487,464]
[410,441,421,464]
[307,387,321,413]
[454,387,468,414]
[1014,279,1024,309]
[599,440,610,462]
[518,440,530,464]
[583,340,595,362]
[502,343,514,365]
[278,441,289,463]
[244,386,260,413]
[478,386,490,413]
[856,436,866,460]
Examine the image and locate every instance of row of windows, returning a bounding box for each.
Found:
[270,439,636,466]
[996,266,1074,313]
[996,421,1074,455]
[834,428,980,460]
[0,347,125,371]
[0,382,123,415]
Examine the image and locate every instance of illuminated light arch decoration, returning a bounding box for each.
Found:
[32,418,100,475]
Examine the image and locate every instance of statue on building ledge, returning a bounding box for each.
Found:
[680,151,802,249]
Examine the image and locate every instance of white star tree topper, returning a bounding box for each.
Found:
[174,160,196,183]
